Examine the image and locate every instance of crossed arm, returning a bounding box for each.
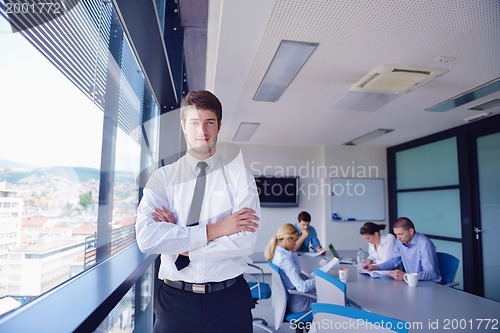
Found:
[152,205,259,256]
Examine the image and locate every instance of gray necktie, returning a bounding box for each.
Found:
[175,161,208,270]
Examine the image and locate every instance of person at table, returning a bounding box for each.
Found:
[359,222,396,264]
[363,217,442,282]
[264,223,316,313]
[293,211,324,253]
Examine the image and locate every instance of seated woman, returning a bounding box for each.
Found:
[264,223,316,313]
[359,222,396,264]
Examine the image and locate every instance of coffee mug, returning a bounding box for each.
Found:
[339,268,349,283]
[404,272,418,287]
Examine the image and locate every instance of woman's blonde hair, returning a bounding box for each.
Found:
[264,223,300,261]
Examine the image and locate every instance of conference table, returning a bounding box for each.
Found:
[299,250,500,332]
[250,251,500,332]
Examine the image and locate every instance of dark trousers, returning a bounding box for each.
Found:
[153,276,253,333]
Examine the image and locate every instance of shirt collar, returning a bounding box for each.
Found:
[402,232,419,247]
[185,152,219,172]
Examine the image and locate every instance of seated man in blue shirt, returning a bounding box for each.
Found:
[293,211,324,253]
[363,217,442,282]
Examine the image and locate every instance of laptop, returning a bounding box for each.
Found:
[327,243,356,264]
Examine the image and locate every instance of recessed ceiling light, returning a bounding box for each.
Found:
[469,99,500,111]
[233,122,260,141]
[426,78,500,112]
[343,129,394,146]
[253,40,318,102]
[464,112,491,123]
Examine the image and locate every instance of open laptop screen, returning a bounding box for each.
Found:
[327,243,354,264]
[327,243,340,259]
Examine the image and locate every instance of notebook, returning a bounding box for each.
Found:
[327,243,356,264]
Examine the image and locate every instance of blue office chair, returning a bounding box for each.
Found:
[436,252,460,287]
[313,268,348,306]
[312,303,409,333]
[245,263,272,332]
[268,261,317,333]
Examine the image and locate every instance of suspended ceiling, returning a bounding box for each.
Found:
[183,0,500,148]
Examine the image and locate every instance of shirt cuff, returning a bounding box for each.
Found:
[188,225,208,261]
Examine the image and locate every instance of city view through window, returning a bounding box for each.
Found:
[0,13,142,317]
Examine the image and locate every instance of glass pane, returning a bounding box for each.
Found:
[477,131,500,302]
[0,3,159,314]
[432,239,463,290]
[93,265,153,333]
[396,137,458,189]
[397,189,461,239]
[0,16,103,311]
[111,128,141,253]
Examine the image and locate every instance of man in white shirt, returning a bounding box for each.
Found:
[135,90,261,333]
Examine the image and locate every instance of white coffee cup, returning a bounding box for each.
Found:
[339,268,349,283]
[404,273,418,287]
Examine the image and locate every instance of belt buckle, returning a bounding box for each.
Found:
[192,283,206,294]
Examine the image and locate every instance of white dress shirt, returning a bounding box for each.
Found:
[271,246,315,313]
[271,246,315,293]
[135,151,261,283]
[367,232,396,264]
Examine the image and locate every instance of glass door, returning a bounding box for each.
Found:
[475,131,500,302]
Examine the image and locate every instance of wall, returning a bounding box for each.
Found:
[238,144,325,250]
[239,143,388,252]
[323,145,388,251]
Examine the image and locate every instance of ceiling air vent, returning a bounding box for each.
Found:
[350,65,448,94]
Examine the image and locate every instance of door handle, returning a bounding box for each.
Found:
[474,227,482,240]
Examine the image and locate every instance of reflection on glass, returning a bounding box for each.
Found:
[477,132,500,302]
[397,189,462,239]
[396,137,458,190]
[93,266,153,333]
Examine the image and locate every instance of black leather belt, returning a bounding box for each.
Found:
[164,275,242,294]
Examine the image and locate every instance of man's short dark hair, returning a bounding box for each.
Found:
[297,211,311,222]
[180,90,222,127]
[393,217,415,231]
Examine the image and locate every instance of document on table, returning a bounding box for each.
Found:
[303,249,326,257]
[358,269,392,278]
[318,257,339,272]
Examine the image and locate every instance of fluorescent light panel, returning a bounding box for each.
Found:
[253,40,318,102]
[344,129,394,146]
[426,78,500,112]
[464,112,491,123]
[233,122,260,142]
[469,99,500,111]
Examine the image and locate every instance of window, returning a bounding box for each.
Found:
[0,0,159,315]
[394,137,463,288]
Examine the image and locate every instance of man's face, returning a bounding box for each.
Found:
[393,227,414,244]
[181,106,220,159]
[298,220,310,231]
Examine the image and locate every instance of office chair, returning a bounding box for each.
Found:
[245,263,272,333]
[313,268,348,306]
[268,261,317,333]
[312,303,409,333]
[436,252,460,287]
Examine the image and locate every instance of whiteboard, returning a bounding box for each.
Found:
[330,178,385,221]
